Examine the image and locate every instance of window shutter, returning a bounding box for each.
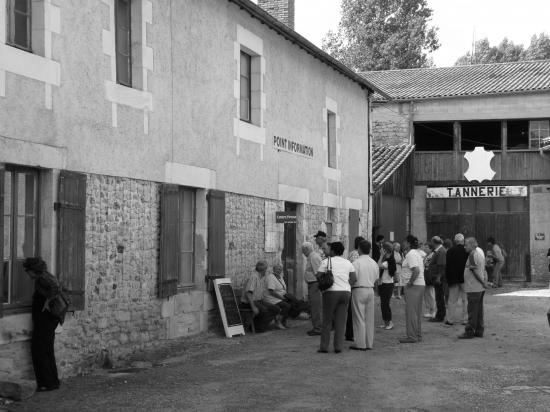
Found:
[207,190,226,277]
[57,170,87,311]
[159,184,180,298]
[0,166,4,317]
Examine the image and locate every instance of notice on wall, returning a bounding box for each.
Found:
[535,233,545,241]
[427,186,528,198]
[213,278,245,338]
[273,135,314,159]
[275,211,297,224]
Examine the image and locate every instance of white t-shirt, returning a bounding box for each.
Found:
[401,249,425,286]
[263,273,286,305]
[318,256,355,292]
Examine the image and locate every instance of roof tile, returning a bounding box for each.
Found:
[372,144,414,190]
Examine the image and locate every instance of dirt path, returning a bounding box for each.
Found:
[8,286,550,411]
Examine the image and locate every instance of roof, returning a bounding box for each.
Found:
[227,0,390,99]
[360,60,550,101]
[372,144,415,190]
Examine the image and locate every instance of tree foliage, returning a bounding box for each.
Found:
[455,33,550,66]
[322,0,439,71]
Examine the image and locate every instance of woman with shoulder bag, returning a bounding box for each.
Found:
[23,257,65,392]
[378,242,397,330]
[316,242,356,353]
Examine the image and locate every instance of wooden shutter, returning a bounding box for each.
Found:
[57,170,87,311]
[159,184,180,298]
[348,209,359,248]
[0,166,4,317]
[207,190,226,277]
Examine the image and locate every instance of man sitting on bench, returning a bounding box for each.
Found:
[240,260,279,332]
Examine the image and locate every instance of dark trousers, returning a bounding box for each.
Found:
[240,301,279,332]
[31,301,60,389]
[434,282,447,321]
[276,301,291,320]
[378,283,394,322]
[465,291,485,337]
[321,291,351,352]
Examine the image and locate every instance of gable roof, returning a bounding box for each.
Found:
[228,0,390,99]
[360,60,550,102]
[372,144,415,191]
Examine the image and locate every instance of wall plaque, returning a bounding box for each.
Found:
[427,186,528,198]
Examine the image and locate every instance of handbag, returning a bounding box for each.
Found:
[317,258,334,292]
[48,291,70,325]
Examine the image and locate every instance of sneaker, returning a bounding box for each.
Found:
[399,337,417,343]
[378,324,387,329]
[385,322,394,330]
[274,322,286,330]
[458,333,475,339]
[444,321,454,326]
[423,313,432,318]
[307,329,321,336]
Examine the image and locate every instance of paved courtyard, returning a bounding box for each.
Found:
[7,285,550,412]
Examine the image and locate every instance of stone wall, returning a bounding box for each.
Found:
[371,104,410,147]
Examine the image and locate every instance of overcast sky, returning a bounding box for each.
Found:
[292,0,550,67]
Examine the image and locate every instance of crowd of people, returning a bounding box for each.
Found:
[239,229,501,353]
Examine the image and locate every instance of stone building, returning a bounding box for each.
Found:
[0,0,385,380]
[362,60,550,284]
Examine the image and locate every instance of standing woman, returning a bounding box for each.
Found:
[378,242,396,330]
[399,235,426,344]
[316,242,356,353]
[393,242,404,299]
[23,257,62,392]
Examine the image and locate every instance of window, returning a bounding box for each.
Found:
[2,167,39,308]
[6,0,31,51]
[240,51,252,122]
[460,121,501,151]
[507,120,529,150]
[327,111,337,168]
[178,188,195,287]
[414,122,454,151]
[115,0,132,87]
[529,120,550,149]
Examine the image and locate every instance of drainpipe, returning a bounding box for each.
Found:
[408,100,415,145]
[367,90,373,237]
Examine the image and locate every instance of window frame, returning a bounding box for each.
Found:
[239,51,252,123]
[6,0,32,52]
[178,187,196,289]
[115,0,132,87]
[327,111,337,168]
[529,119,550,150]
[2,165,41,312]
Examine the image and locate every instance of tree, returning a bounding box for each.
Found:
[454,33,550,66]
[322,0,439,71]
[524,33,550,60]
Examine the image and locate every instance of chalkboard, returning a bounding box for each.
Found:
[213,278,245,337]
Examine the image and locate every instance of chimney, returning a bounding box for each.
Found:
[258,0,295,30]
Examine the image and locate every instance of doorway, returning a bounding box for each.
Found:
[282,202,297,294]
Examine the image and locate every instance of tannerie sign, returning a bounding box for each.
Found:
[273,136,314,159]
[427,186,528,198]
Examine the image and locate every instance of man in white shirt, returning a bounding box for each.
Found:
[302,242,323,336]
[349,240,380,350]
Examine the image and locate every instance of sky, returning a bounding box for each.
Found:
[292,0,550,67]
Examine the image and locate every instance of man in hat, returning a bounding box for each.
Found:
[428,236,447,323]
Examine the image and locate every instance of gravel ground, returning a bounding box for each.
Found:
[6,285,550,412]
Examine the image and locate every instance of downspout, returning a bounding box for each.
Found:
[367,90,373,237]
[408,100,415,145]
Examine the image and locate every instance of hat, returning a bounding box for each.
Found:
[313,231,327,238]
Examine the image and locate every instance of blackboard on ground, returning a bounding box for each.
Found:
[213,278,245,338]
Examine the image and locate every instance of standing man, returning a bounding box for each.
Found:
[302,242,323,336]
[444,233,469,326]
[486,237,505,288]
[459,238,488,339]
[314,231,327,258]
[428,236,447,323]
[349,240,380,350]
[372,235,384,263]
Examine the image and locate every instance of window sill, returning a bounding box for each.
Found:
[233,119,266,144]
[2,304,32,316]
[5,42,33,54]
[0,44,60,85]
[105,81,153,111]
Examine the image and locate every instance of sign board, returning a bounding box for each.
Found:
[213,278,245,338]
[276,211,297,224]
[273,136,314,159]
[427,186,528,199]
[535,233,545,241]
